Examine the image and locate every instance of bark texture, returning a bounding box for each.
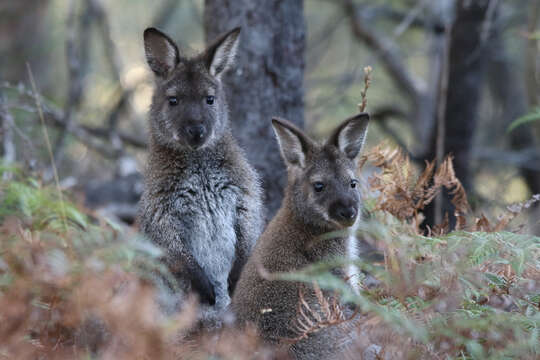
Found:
[204,0,306,217]
[425,0,491,227]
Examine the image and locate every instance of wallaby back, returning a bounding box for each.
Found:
[138,27,264,311]
[232,114,369,359]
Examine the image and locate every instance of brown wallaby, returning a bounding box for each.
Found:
[138,27,264,310]
[232,113,370,359]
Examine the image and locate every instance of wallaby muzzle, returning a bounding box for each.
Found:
[183,124,209,148]
[329,200,358,227]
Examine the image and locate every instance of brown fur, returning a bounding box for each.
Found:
[138,27,264,311]
[232,114,369,359]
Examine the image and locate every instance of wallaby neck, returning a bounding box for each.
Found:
[268,204,349,268]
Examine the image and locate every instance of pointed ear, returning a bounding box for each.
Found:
[328,113,370,160]
[143,28,180,77]
[271,118,314,168]
[205,27,241,78]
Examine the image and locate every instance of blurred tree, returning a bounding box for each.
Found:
[425,0,493,226]
[336,0,540,230]
[0,0,50,166]
[204,0,306,217]
[0,0,50,86]
[486,13,540,205]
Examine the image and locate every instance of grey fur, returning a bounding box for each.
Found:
[232,114,369,359]
[138,27,264,309]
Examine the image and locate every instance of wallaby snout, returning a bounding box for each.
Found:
[329,199,358,226]
[185,124,207,147]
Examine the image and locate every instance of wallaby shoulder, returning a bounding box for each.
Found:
[139,26,263,310]
[232,205,349,339]
[140,131,262,307]
[232,114,370,358]
[253,205,348,273]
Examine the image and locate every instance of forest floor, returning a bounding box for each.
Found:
[0,146,538,360]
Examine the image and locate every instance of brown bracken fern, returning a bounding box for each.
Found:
[363,143,538,235]
[285,283,358,343]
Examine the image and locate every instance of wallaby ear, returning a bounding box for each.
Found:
[271,118,313,168]
[328,113,370,160]
[205,27,241,78]
[143,28,180,77]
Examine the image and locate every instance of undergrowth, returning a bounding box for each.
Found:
[282,145,540,360]
[0,142,538,360]
[0,164,271,359]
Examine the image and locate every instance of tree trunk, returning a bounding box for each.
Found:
[487,24,540,197]
[0,0,50,88]
[424,0,492,228]
[204,0,306,217]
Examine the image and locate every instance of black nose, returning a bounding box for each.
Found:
[329,201,358,225]
[338,206,357,220]
[186,125,206,142]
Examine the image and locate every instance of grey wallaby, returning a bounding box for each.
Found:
[232,113,370,359]
[138,27,264,309]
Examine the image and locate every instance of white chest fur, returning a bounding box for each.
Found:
[176,170,240,307]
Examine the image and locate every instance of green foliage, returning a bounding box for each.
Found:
[0,169,179,358]
[0,169,82,231]
[507,107,540,132]
[0,167,170,281]
[280,212,540,359]
[1,165,538,359]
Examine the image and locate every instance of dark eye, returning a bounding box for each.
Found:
[313,182,325,193]
[350,179,358,189]
[206,95,215,105]
[168,96,178,106]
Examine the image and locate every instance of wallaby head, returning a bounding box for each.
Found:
[272,113,369,231]
[143,27,240,150]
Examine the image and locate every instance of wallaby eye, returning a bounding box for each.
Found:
[350,179,358,189]
[313,182,325,193]
[206,95,215,105]
[168,96,178,106]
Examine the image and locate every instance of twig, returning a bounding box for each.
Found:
[1,82,146,155]
[0,92,39,173]
[465,0,500,66]
[0,91,16,168]
[361,5,436,32]
[53,0,89,166]
[472,147,540,171]
[27,64,68,233]
[358,66,372,112]
[88,0,125,131]
[89,0,130,152]
[339,0,423,100]
[306,11,346,72]
[307,65,361,111]
[480,0,500,46]
[392,0,429,38]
